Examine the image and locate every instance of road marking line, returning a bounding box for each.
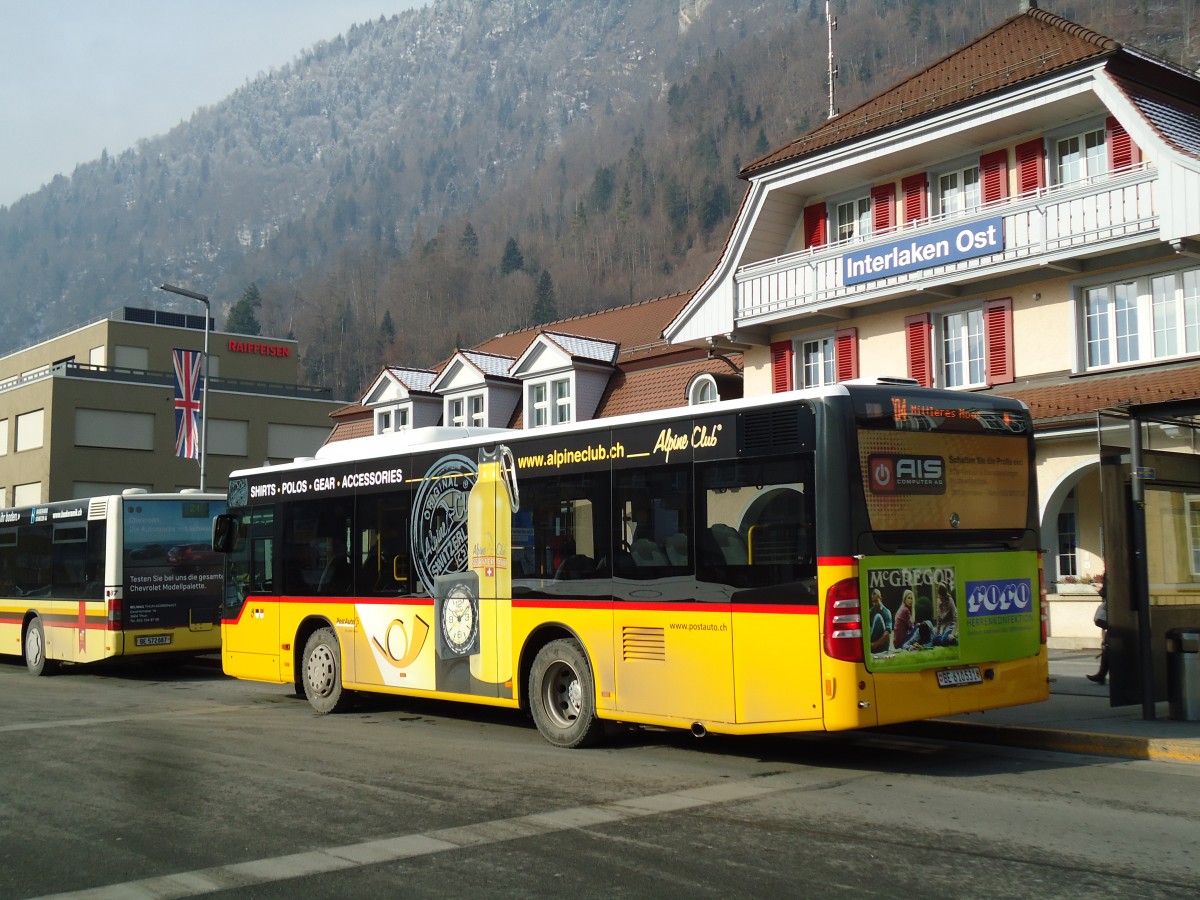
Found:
[32,772,819,900]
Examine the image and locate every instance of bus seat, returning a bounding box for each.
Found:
[665,532,689,566]
[709,524,748,565]
[630,538,668,567]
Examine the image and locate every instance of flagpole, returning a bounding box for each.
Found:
[159,284,210,492]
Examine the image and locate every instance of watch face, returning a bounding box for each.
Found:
[436,576,479,658]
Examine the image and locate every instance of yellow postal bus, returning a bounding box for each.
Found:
[0,491,226,674]
[213,382,1048,746]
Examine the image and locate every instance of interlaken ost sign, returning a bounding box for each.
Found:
[842,215,1004,286]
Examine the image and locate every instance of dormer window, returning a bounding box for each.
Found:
[530,377,572,428]
[374,405,409,434]
[448,392,486,428]
[689,374,719,405]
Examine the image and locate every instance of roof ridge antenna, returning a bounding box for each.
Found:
[826,1,839,120]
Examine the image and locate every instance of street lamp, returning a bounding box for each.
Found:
[158,283,210,492]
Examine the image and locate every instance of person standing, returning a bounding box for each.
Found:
[1087,575,1108,684]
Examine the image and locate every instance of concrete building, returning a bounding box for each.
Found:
[0,307,344,503]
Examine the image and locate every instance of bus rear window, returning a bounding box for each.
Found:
[852,390,1032,534]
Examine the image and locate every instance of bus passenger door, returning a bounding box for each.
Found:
[221,509,281,682]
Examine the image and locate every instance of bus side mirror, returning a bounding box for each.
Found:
[212,514,236,553]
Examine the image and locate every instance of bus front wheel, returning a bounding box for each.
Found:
[24,617,56,676]
[302,627,351,714]
[528,638,604,749]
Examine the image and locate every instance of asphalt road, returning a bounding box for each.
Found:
[2,655,1198,899]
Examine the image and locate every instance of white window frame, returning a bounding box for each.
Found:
[527,376,573,428]
[936,163,981,217]
[374,404,410,434]
[1188,494,1200,576]
[1054,124,1106,186]
[800,336,835,388]
[469,393,486,428]
[1083,266,1200,370]
[689,374,719,405]
[940,308,986,389]
[835,194,871,243]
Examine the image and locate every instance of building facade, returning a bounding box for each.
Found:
[0,307,344,503]
[662,8,1200,683]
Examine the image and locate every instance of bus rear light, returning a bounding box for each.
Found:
[107,599,123,632]
[824,577,864,663]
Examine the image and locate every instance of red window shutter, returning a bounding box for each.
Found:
[871,184,896,234]
[984,298,1014,386]
[1106,116,1141,171]
[771,340,794,393]
[1015,138,1045,195]
[980,149,1009,205]
[901,174,927,224]
[905,314,932,388]
[834,328,859,382]
[803,203,828,249]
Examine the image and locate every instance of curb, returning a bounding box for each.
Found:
[892,719,1200,764]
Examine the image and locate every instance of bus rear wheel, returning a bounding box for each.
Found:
[302,627,351,714]
[24,617,56,676]
[528,638,604,748]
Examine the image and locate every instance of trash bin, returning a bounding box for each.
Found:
[1166,627,1200,721]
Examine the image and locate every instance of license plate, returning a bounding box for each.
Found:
[135,634,173,647]
[936,665,982,688]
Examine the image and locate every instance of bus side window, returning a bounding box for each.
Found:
[226,509,274,610]
[357,495,411,596]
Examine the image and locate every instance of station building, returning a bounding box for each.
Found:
[662,7,1200,704]
[0,307,344,504]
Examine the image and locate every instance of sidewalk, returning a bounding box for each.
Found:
[895,650,1200,763]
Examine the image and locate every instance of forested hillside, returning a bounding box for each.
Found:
[0,0,1193,398]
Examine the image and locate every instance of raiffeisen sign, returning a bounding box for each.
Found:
[843,216,1004,286]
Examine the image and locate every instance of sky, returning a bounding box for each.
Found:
[0,1,428,208]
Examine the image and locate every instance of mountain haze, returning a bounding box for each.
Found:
[1,0,1193,397]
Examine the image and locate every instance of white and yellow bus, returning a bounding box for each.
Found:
[212,381,1048,747]
[0,491,226,674]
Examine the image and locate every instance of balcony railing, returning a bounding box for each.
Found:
[736,164,1158,324]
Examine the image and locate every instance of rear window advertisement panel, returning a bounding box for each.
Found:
[859,429,1029,532]
[863,552,1040,672]
[123,499,227,628]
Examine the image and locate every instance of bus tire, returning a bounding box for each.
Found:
[24,616,56,676]
[528,638,604,749]
[302,627,351,714]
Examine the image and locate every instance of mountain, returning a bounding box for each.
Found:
[1,0,1194,397]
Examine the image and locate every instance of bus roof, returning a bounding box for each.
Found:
[228,380,1030,482]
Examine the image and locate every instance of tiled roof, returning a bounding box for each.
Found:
[460,350,517,378]
[597,356,744,419]
[472,293,693,360]
[385,366,438,392]
[997,365,1200,426]
[1108,70,1200,161]
[742,8,1120,177]
[326,412,373,443]
[540,332,619,365]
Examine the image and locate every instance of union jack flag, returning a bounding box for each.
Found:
[172,348,203,459]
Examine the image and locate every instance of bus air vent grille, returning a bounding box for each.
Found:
[87,498,108,520]
[622,626,666,661]
[741,407,801,454]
